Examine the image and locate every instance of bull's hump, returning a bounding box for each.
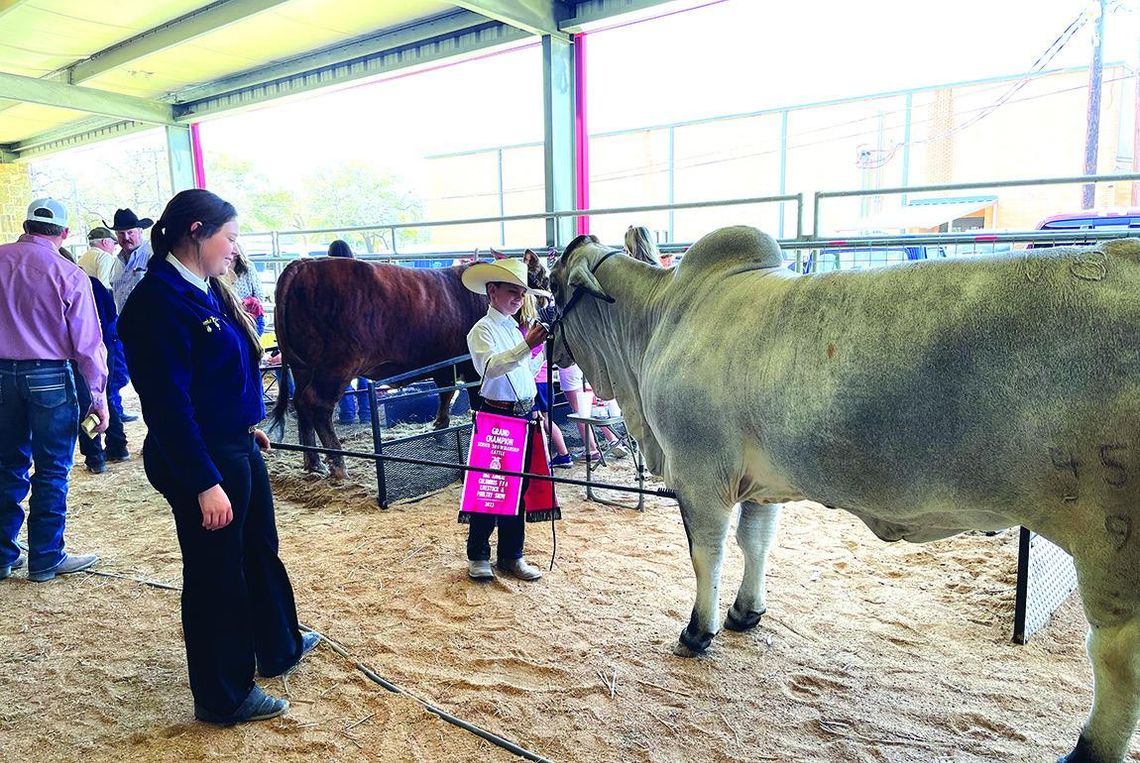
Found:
[1103,237,1140,262]
[678,226,784,273]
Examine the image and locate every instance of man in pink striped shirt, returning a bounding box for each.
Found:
[0,198,107,583]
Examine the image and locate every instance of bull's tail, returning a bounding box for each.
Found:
[266,358,290,440]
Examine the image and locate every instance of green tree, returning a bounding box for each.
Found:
[205,153,303,233]
[29,132,172,236]
[300,162,423,253]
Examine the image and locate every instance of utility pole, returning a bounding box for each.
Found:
[1082,0,1107,209]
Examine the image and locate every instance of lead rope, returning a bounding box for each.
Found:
[541,247,621,572]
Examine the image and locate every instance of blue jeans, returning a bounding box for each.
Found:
[0,359,79,574]
[337,378,372,424]
[108,338,129,417]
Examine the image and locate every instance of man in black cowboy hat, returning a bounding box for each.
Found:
[107,208,153,426]
[108,208,154,311]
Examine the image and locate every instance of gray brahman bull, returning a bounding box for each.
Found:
[549,226,1140,763]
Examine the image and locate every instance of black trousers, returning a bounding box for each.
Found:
[466,512,525,563]
[73,359,127,463]
[465,402,537,563]
[163,435,302,716]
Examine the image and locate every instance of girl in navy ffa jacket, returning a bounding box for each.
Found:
[118,189,317,725]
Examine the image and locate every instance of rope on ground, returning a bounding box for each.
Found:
[87,570,557,763]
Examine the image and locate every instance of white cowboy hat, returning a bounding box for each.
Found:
[461,258,551,297]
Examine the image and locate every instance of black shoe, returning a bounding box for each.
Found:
[86,461,106,474]
[121,412,139,422]
[106,451,131,463]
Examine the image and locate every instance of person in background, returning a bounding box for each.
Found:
[118,189,317,725]
[514,293,573,469]
[326,239,371,424]
[557,363,626,462]
[79,226,121,289]
[327,239,353,258]
[624,225,663,267]
[108,208,154,423]
[225,242,266,336]
[0,197,106,583]
[74,269,128,473]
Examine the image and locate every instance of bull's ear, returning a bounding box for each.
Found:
[568,263,614,303]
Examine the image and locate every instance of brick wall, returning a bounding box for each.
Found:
[0,163,31,243]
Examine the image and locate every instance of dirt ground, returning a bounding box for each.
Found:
[1,392,1137,763]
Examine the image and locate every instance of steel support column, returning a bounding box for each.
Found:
[542,35,576,247]
[574,33,590,235]
[190,123,207,188]
[165,125,196,192]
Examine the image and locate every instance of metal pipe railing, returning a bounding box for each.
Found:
[811,172,1140,238]
[245,193,803,240]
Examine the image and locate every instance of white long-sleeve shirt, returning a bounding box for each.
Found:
[466,306,543,402]
[78,246,122,289]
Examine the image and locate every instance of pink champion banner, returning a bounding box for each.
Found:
[460,411,531,516]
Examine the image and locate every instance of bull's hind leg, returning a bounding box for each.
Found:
[291,370,326,476]
[1058,535,1140,763]
[673,488,735,657]
[431,370,457,430]
[725,501,780,632]
[1059,617,1140,763]
[298,372,350,479]
[311,403,348,480]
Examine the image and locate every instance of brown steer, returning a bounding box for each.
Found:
[267,258,488,478]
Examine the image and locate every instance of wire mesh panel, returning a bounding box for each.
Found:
[378,425,472,505]
[1013,528,1078,644]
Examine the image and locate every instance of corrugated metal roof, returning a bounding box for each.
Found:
[0,1,454,142]
[0,0,680,158]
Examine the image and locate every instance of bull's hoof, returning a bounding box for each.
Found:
[672,641,700,658]
[1057,735,1102,763]
[724,606,766,632]
[303,463,328,478]
[432,419,449,431]
[329,466,348,481]
[674,626,714,657]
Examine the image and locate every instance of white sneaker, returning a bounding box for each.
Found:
[467,560,494,580]
[610,444,628,458]
[497,558,544,581]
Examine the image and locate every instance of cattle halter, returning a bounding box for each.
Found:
[548,248,622,362]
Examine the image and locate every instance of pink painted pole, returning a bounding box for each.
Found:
[190,123,207,189]
[573,34,589,235]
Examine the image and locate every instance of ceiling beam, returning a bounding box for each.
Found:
[11,119,150,160]
[451,1,569,38]
[561,0,678,32]
[0,72,175,125]
[172,10,496,105]
[177,20,530,120]
[66,0,294,85]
